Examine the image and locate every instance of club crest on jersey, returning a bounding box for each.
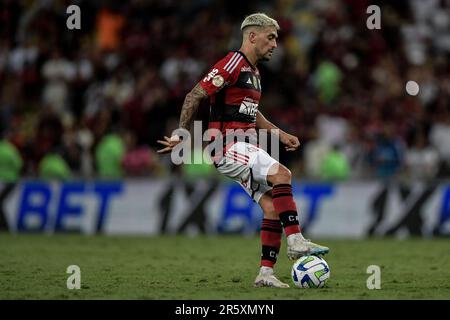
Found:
[252,75,258,88]
[212,75,224,87]
[239,98,258,117]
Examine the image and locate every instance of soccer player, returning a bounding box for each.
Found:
[157,13,329,288]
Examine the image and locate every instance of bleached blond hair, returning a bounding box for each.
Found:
[240,13,280,31]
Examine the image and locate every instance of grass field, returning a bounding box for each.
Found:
[1,234,450,300]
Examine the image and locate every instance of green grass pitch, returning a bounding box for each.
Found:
[1,234,450,299]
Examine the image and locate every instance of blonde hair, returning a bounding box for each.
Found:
[240,12,280,31]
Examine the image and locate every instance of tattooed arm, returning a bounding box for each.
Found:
[157,84,209,154]
[179,83,209,130]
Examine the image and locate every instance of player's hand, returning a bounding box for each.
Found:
[157,135,181,154]
[280,132,300,152]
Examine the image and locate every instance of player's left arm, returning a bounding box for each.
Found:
[256,111,300,152]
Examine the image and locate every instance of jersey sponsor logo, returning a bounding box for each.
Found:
[241,66,252,72]
[212,75,224,87]
[239,99,258,117]
[203,68,219,82]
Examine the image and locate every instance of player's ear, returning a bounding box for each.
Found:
[248,31,258,44]
[243,27,258,44]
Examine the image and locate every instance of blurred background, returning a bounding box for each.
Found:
[0,0,449,181]
[0,0,449,236]
[2,1,450,303]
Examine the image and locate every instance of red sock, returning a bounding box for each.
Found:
[272,184,301,237]
[260,218,282,268]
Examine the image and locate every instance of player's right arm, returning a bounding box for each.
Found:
[157,84,209,154]
[179,83,209,130]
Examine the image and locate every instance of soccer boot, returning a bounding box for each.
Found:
[254,267,290,288]
[287,233,329,260]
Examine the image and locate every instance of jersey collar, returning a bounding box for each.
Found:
[235,50,256,70]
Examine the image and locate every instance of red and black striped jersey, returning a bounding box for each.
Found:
[199,51,262,136]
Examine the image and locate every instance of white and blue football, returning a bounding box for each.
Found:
[291,255,330,288]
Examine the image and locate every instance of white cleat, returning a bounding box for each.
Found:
[254,267,290,288]
[287,233,329,260]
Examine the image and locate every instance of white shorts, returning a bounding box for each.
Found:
[215,142,279,203]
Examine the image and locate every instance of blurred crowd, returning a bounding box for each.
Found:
[0,0,449,181]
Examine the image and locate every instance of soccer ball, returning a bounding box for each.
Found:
[291,255,330,288]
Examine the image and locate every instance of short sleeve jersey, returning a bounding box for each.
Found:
[199,51,262,135]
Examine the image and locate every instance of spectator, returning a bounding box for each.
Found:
[122,130,156,176]
[368,124,405,178]
[41,49,76,116]
[96,6,125,52]
[405,130,440,180]
[0,0,448,180]
[95,131,125,178]
[313,61,342,105]
[38,152,71,181]
[303,128,330,178]
[319,144,350,181]
[342,125,368,179]
[0,133,23,182]
[0,129,22,230]
[429,109,450,176]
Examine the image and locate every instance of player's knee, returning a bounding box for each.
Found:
[267,163,292,185]
[282,167,292,181]
[271,166,291,185]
